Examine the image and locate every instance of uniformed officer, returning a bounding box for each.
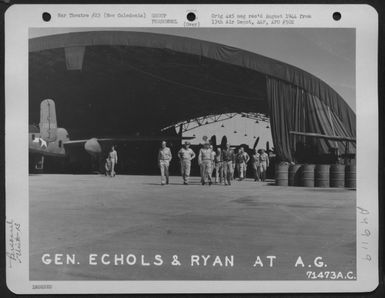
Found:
[108,145,118,177]
[252,149,261,181]
[222,143,235,185]
[236,147,250,180]
[105,158,112,176]
[158,141,172,185]
[214,147,223,184]
[178,141,196,185]
[198,142,213,185]
[258,149,270,181]
[209,145,216,179]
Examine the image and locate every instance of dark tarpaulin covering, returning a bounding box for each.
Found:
[30,31,356,161]
[267,77,356,162]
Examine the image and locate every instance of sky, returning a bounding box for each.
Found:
[30,28,355,148]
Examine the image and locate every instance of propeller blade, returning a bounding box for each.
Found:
[253,137,260,149]
[221,135,227,148]
[210,135,217,148]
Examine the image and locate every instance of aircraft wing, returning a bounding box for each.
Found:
[63,140,88,146]
[64,135,195,146]
[289,131,356,143]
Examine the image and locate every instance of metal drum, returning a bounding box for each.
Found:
[315,164,330,187]
[301,164,315,187]
[345,164,356,189]
[289,164,302,186]
[275,163,289,186]
[330,164,345,188]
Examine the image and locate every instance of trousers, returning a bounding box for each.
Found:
[223,161,233,185]
[110,160,116,177]
[159,160,170,184]
[258,162,268,181]
[253,163,261,181]
[200,160,212,183]
[237,162,247,179]
[181,160,191,183]
[214,162,223,183]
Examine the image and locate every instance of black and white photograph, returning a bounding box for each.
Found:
[28,26,357,281]
[5,4,379,294]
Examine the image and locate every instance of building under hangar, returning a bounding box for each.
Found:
[29,31,356,173]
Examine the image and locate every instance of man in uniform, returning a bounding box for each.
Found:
[105,157,112,176]
[252,148,261,181]
[198,142,213,185]
[178,141,196,185]
[209,145,216,180]
[232,148,237,180]
[258,148,270,181]
[222,143,235,185]
[158,141,172,185]
[236,147,250,180]
[214,147,223,184]
[108,145,118,177]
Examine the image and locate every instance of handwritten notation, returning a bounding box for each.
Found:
[6,219,22,268]
[357,206,371,262]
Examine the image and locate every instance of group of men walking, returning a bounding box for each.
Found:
[157,140,270,186]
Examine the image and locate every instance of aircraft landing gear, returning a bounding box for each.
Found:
[35,156,45,171]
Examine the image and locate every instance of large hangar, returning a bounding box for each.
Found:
[29,30,356,167]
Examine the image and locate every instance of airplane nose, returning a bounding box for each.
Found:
[84,138,102,157]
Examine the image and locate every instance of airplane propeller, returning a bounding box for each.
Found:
[253,137,260,150]
[210,135,217,148]
[220,135,227,148]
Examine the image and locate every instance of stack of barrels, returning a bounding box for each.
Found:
[275,163,356,188]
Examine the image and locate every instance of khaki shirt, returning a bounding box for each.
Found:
[222,149,235,162]
[199,148,213,163]
[178,148,196,161]
[109,150,118,163]
[158,147,172,161]
[236,152,250,164]
[259,153,269,166]
[252,153,260,166]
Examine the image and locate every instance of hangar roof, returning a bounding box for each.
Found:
[29,31,355,160]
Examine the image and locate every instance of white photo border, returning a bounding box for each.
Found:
[5,4,379,294]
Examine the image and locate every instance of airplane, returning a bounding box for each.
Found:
[29,99,69,170]
[29,99,194,172]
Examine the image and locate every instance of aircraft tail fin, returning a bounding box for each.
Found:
[39,99,57,142]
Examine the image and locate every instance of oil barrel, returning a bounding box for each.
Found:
[275,163,289,186]
[289,164,302,186]
[345,164,356,189]
[315,164,330,187]
[330,164,345,188]
[301,164,315,187]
